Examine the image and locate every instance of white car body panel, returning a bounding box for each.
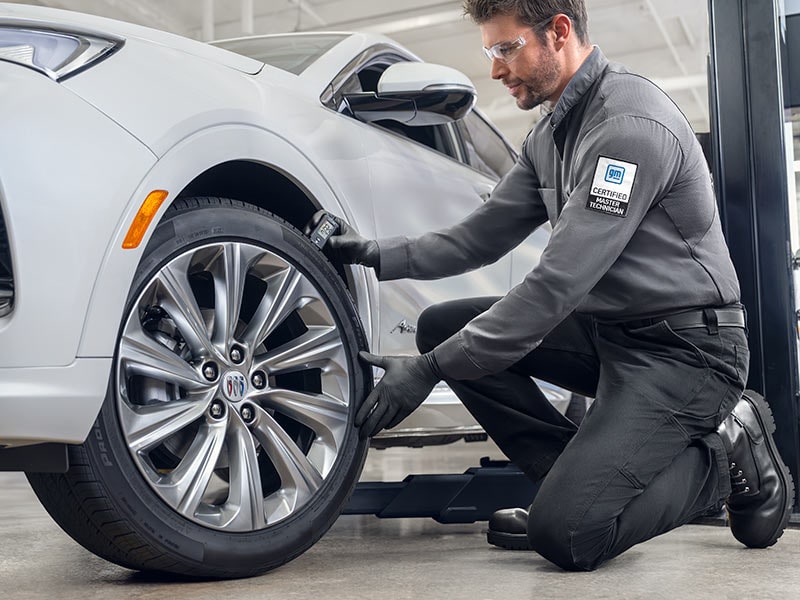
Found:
[0,359,110,445]
[77,123,377,358]
[0,62,155,368]
[362,125,507,355]
[62,38,285,157]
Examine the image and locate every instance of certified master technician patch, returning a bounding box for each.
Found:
[586,156,638,218]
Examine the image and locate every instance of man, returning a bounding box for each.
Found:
[313,0,794,571]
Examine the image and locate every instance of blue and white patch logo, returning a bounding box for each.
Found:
[587,156,638,218]
[604,164,625,185]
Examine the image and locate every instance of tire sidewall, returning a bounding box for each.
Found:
[86,199,370,575]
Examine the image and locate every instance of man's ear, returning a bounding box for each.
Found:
[551,13,572,50]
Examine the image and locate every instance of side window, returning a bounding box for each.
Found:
[456,112,517,179]
[340,59,460,160]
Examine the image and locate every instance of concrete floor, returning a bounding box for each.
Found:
[2,441,799,600]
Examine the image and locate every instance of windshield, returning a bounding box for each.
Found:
[212,34,347,75]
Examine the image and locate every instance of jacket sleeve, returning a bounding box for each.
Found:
[376,134,549,281]
[432,115,685,379]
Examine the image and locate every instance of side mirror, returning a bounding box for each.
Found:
[343,62,477,127]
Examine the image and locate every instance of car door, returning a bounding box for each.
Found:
[364,125,512,354]
[329,53,513,355]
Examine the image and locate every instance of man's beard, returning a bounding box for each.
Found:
[514,51,561,111]
[516,83,554,110]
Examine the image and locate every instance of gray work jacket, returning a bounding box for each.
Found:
[376,47,740,381]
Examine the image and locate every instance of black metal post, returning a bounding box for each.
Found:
[709,0,800,510]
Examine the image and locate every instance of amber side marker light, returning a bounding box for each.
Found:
[122,190,169,249]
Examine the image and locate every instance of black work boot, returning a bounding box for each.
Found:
[487,505,533,550]
[717,391,795,548]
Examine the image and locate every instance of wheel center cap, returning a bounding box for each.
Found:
[221,370,248,402]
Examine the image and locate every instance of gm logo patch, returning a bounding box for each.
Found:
[604,164,625,185]
[587,156,638,218]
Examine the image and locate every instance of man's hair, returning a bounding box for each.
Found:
[463,0,590,45]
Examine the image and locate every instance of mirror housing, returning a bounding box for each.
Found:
[343,62,477,126]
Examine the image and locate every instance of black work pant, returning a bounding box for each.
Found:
[416,297,749,571]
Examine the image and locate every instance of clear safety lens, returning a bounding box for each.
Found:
[482,34,527,63]
[481,17,558,64]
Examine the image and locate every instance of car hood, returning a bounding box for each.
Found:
[0,2,263,75]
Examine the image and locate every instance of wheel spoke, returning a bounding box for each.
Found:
[241,266,316,349]
[119,320,209,391]
[254,326,345,375]
[120,392,214,453]
[156,255,218,360]
[254,388,348,447]
[223,417,266,531]
[210,244,264,351]
[250,407,322,508]
[156,418,227,519]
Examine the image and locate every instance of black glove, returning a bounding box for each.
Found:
[306,210,380,270]
[355,351,442,438]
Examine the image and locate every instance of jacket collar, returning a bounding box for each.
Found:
[549,46,607,130]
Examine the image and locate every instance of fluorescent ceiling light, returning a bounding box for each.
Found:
[364,10,463,35]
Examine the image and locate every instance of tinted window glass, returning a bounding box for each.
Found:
[374,119,459,158]
[213,34,346,75]
[457,112,516,179]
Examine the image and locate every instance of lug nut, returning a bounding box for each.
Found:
[251,371,267,390]
[230,345,245,365]
[241,404,256,424]
[209,400,226,420]
[202,362,219,382]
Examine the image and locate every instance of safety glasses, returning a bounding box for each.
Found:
[481,16,557,64]
[482,32,529,63]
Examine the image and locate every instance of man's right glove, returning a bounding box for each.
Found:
[306,210,380,271]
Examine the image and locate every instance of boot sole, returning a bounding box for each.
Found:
[486,529,533,551]
[733,390,795,548]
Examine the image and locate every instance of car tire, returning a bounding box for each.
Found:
[27,197,371,578]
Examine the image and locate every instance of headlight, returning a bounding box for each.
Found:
[0,26,122,81]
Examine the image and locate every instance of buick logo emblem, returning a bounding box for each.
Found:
[222,371,247,401]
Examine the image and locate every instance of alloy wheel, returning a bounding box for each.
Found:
[116,241,351,532]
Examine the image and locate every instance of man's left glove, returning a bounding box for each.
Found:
[355,351,442,439]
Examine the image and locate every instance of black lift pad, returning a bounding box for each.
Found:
[343,457,539,523]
